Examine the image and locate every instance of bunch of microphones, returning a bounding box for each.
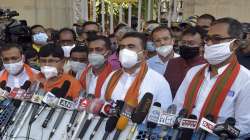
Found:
[134,103,241,140]
[0,79,242,140]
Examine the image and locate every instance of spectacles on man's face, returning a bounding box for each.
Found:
[204,35,234,44]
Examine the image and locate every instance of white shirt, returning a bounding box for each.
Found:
[0,67,39,89]
[147,53,179,75]
[173,64,250,136]
[76,68,98,95]
[101,67,173,109]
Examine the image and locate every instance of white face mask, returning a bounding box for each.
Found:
[62,44,75,58]
[156,45,173,57]
[3,59,24,75]
[119,48,142,69]
[204,40,235,65]
[41,66,58,80]
[88,53,105,68]
[33,32,48,45]
[69,61,87,73]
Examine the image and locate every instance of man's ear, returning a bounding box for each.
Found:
[231,40,240,52]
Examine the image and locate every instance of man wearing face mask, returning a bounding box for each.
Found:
[58,28,77,73]
[80,21,100,42]
[100,32,172,109]
[147,26,179,75]
[173,18,250,139]
[78,35,112,98]
[38,44,81,99]
[68,44,88,77]
[31,25,48,52]
[165,27,206,97]
[0,43,39,89]
[58,28,77,58]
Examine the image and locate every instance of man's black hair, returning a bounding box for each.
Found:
[198,14,216,23]
[70,44,89,56]
[31,24,45,31]
[82,21,99,31]
[88,35,111,50]
[0,42,23,55]
[182,26,207,40]
[58,27,77,41]
[212,17,243,39]
[151,25,173,38]
[114,23,127,34]
[122,32,147,50]
[38,43,64,59]
[24,47,38,59]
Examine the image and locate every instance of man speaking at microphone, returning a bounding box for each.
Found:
[0,43,39,89]
[101,32,172,110]
[173,18,250,139]
[37,44,82,99]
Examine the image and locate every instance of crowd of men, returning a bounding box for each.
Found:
[1,13,250,139]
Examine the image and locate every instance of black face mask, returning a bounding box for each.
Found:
[179,45,200,59]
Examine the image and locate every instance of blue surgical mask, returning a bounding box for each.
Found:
[33,32,48,45]
[146,41,156,52]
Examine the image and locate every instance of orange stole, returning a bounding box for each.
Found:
[0,64,35,82]
[105,62,148,107]
[183,56,240,120]
[80,63,112,98]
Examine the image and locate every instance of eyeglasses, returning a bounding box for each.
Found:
[204,35,234,44]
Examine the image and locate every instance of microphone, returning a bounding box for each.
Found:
[197,114,215,140]
[113,103,134,140]
[127,92,153,140]
[9,80,31,124]
[147,102,161,138]
[179,114,198,140]
[158,104,177,139]
[42,80,70,128]
[102,100,124,140]
[89,100,115,139]
[48,81,71,138]
[77,98,104,139]
[170,108,188,140]
[213,117,240,140]
[29,87,59,125]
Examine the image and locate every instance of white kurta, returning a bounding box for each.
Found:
[0,67,39,89]
[173,63,250,136]
[100,67,173,109]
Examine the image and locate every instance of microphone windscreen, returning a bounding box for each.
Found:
[178,108,188,117]
[105,116,119,132]
[21,80,31,90]
[0,80,6,89]
[167,104,177,114]
[205,114,214,121]
[5,87,11,92]
[87,99,104,114]
[57,80,71,98]
[131,92,153,124]
[115,115,129,130]
[225,117,236,126]
[50,88,60,95]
